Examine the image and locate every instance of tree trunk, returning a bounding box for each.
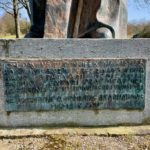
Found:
[13,0,20,38]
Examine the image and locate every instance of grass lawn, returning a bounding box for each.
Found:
[0,34,24,39]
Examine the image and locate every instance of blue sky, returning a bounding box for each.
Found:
[0,0,150,23]
[128,0,150,23]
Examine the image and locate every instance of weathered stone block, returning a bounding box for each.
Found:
[0,39,149,127]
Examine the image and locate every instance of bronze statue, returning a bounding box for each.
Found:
[25,0,127,38]
[25,0,46,38]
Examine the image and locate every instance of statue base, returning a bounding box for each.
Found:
[0,39,149,127]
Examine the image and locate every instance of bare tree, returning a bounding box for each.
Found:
[134,0,150,9]
[0,0,23,38]
[13,0,21,38]
[18,0,31,23]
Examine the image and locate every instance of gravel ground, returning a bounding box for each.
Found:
[0,135,149,150]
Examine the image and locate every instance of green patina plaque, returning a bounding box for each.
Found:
[3,59,146,112]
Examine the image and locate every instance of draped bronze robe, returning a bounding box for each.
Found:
[44,0,127,38]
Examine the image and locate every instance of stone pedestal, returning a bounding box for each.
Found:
[0,39,150,127]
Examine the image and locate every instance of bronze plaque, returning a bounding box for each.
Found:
[3,59,146,112]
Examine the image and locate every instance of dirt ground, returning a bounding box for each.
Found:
[0,135,149,150]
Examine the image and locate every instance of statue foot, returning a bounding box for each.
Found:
[92,28,113,38]
[24,31,44,38]
[81,28,113,38]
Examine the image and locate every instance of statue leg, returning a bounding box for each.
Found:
[78,0,127,38]
[25,0,46,38]
[72,0,115,38]
[96,0,127,38]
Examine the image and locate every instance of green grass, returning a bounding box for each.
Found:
[0,34,24,39]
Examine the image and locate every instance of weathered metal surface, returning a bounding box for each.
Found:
[2,59,146,112]
[97,0,127,38]
[44,0,127,38]
[44,0,72,38]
